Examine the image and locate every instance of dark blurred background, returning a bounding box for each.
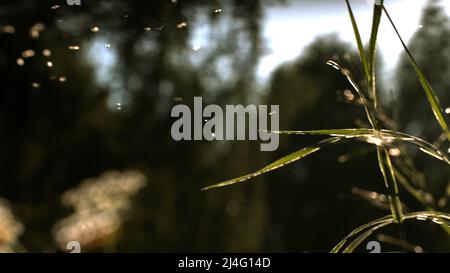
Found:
[0,0,449,252]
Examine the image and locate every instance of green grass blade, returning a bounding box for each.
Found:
[274,128,373,137]
[378,147,404,223]
[331,211,450,253]
[342,221,391,253]
[274,129,450,166]
[345,0,371,82]
[382,6,450,141]
[331,215,393,253]
[326,60,378,128]
[368,0,384,108]
[368,1,383,70]
[201,137,341,191]
[380,130,450,165]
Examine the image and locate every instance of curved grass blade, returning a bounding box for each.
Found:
[326,61,378,129]
[201,137,341,191]
[343,220,391,253]
[274,129,450,166]
[331,215,393,253]
[331,211,450,253]
[380,130,450,165]
[382,6,450,141]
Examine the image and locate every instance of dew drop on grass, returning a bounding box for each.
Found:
[91,26,100,33]
[416,214,428,221]
[58,76,67,83]
[176,22,187,29]
[366,136,383,146]
[116,103,122,111]
[388,148,401,157]
[445,107,450,114]
[326,60,341,71]
[16,58,24,66]
[68,45,80,51]
[46,61,53,68]
[214,9,223,14]
[31,82,40,89]
[105,43,111,48]
[51,5,60,10]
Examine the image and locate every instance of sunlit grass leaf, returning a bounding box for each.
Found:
[382,6,450,141]
[331,215,393,253]
[342,220,391,253]
[368,0,384,108]
[331,211,450,253]
[274,129,450,166]
[345,0,370,82]
[275,128,373,137]
[201,137,341,191]
[368,1,383,71]
[326,60,379,128]
[377,147,403,223]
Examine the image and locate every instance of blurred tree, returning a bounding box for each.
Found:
[396,0,450,140]
[395,0,450,219]
[0,0,448,253]
[0,0,270,252]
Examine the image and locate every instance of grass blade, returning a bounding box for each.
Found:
[368,0,384,108]
[331,211,450,253]
[326,60,378,128]
[342,220,391,253]
[331,215,393,253]
[274,129,450,166]
[201,137,341,191]
[345,0,371,82]
[382,6,450,141]
[368,1,383,70]
[274,128,373,137]
[377,147,404,223]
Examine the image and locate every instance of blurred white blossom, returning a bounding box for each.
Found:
[0,199,24,253]
[53,170,147,251]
